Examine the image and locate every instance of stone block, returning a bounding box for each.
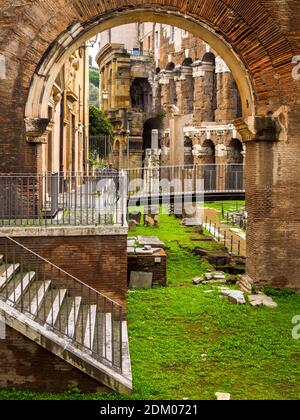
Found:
[129,211,142,225]
[144,214,160,227]
[221,289,246,305]
[129,272,153,289]
[127,240,136,247]
[193,277,204,285]
[216,392,231,401]
[137,236,165,249]
[249,294,278,308]
[128,220,137,232]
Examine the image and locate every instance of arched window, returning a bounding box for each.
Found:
[130,78,153,112]
[182,57,193,67]
[166,62,175,71]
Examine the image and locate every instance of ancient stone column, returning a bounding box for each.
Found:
[215,143,229,191]
[151,75,162,112]
[102,65,109,112]
[159,70,176,112]
[111,58,117,109]
[174,65,194,115]
[192,140,215,165]
[192,60,215,124]
[215,57,238,123]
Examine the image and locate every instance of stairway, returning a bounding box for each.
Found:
[0,243,132,394]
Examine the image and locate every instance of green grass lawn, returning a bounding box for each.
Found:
[205,200,245,213]
[205,200,245,222]
[1,207,299,400]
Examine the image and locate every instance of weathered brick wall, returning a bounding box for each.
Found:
[245,140,300,290]
[128,251,167,286]
[159,29,206,69]
[0,234,128,308]
[0,326,109,393]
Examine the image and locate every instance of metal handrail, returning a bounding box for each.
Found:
[0,172,127,227]
[0,236,123,371]
[5,237,122,307]
[126,163,245,171]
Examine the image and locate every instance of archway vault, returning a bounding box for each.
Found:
[26,8,256,121]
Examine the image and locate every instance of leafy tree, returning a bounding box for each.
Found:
[89,83,99,107]
[89,105,114,137]
[89,68,99,88]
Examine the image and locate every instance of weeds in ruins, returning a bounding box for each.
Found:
[1,205,299,400]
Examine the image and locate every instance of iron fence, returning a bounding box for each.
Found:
[0,165,244,226]
[0,236,123,371]
[89,135,112,162]
[203,217,246,257]
[126,163,244,198]
[0,172,127,227]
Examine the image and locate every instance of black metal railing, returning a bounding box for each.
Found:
[89,135,112,162]
[126,163,245,199]
[0,165,244,226]
[0,236,123,371]
[0,172,127,227]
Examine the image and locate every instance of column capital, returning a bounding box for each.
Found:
[215,56,230,74]
[192,60,214,78]
[234,116,282,143]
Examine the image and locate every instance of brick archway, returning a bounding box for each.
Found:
[1,1,300,289]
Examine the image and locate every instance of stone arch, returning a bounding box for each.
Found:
[130,78,152,112]
[165,62,175,71]
[1,1,299,289]
[202,52,216,65]
[226,138,244,191]
[228,138,244,164]
[201,139,216,165]
[184,136,193,165]
[142,117,163,152]
[22,7,264,124]
[182,57,193,67]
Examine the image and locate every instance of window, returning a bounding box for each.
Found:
[170,26,175,43]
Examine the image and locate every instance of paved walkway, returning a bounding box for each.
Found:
[204,208,246,257]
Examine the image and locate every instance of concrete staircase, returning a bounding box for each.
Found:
[0,246,132,394]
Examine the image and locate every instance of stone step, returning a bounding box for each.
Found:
[26,281,52,316]
[1,299,132,393]
[103,312,113,363]
[84,305,97,349]
[45,289,67,327]
[7,271,36,305]
[0,264,20,290]
[65,296,82,338]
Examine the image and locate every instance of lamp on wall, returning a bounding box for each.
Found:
[87,34,99,48]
